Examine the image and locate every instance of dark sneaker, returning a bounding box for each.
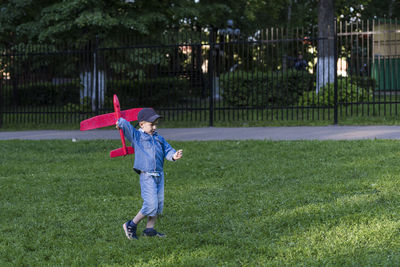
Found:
[123,220,138,240]
[143,228,166,238]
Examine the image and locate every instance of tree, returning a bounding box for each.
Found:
[0,0,49,49]
[316,0,335,93]
[361,0,400,19]
[0,0,294,48]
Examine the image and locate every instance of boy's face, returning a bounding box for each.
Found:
[139,119,158,135]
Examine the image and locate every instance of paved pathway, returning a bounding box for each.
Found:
[2,126,400,141]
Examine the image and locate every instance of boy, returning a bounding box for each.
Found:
[117,108,183,240]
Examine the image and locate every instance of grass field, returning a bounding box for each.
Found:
[2,139,400,266]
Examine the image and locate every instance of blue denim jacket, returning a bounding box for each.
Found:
[117,118,176,174]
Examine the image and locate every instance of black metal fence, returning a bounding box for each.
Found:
[1,19,399,128]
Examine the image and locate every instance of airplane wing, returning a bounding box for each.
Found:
[121,108,142,122]
[80,108,143,131]
[80,113,115,131]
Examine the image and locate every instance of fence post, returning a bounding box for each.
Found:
[333,20,338,125]
[0,80,2,128]
[94,35,99,115]
[208,28,215,127]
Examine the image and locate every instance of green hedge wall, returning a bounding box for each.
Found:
[299,78,373,107]
[3,81,81,106]
[3,77,195,108]
[220,70,315,107]
[106,77,194,108]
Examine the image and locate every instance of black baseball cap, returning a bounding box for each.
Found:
[137,108,161,123]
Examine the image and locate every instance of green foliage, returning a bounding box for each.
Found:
[2,75,199,109]
[221,69,315,107]
[299,78,373,107]
[220,70,265,107]
[107,77,198,108]
[3,140,400,265]
[350,75,377,90]
[63,97,91,113]
[4,81,82,106]
[105,48,170,81]
[0,0,397,50]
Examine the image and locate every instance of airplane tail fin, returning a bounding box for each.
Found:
[110,146,135,158]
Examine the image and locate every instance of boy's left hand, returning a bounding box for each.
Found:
[173,149,183,160]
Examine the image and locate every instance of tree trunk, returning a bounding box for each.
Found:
[316,0,335,93]
[288,0,292,26]
[389,0,395,18]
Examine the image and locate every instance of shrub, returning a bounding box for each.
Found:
[106,77,193,108]
[4,81,81,106]
[349,76,376,90]
[298,78,372,107]
[3,77,196,109]
[220,70,265,107]
[63,97,92,112]
[220,69,315,107]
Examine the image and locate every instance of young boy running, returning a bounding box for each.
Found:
[117,108,183,240]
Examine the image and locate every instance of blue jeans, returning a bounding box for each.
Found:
[139,172,164,216]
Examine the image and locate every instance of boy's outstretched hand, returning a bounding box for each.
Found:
[173,149,183,160]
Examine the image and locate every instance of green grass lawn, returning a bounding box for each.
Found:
[2,139,400,266]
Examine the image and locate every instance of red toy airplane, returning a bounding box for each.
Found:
[80,94,142,158]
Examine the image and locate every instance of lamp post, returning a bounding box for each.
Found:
[213,20,240,100]
[208,20,240,126]
[218,20,240,39]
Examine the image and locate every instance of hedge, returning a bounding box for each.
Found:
[2,77,197,108]
[3,81,81,106]
[298,78,373,107]
[220,69,315,107]
[106,77,196,108]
